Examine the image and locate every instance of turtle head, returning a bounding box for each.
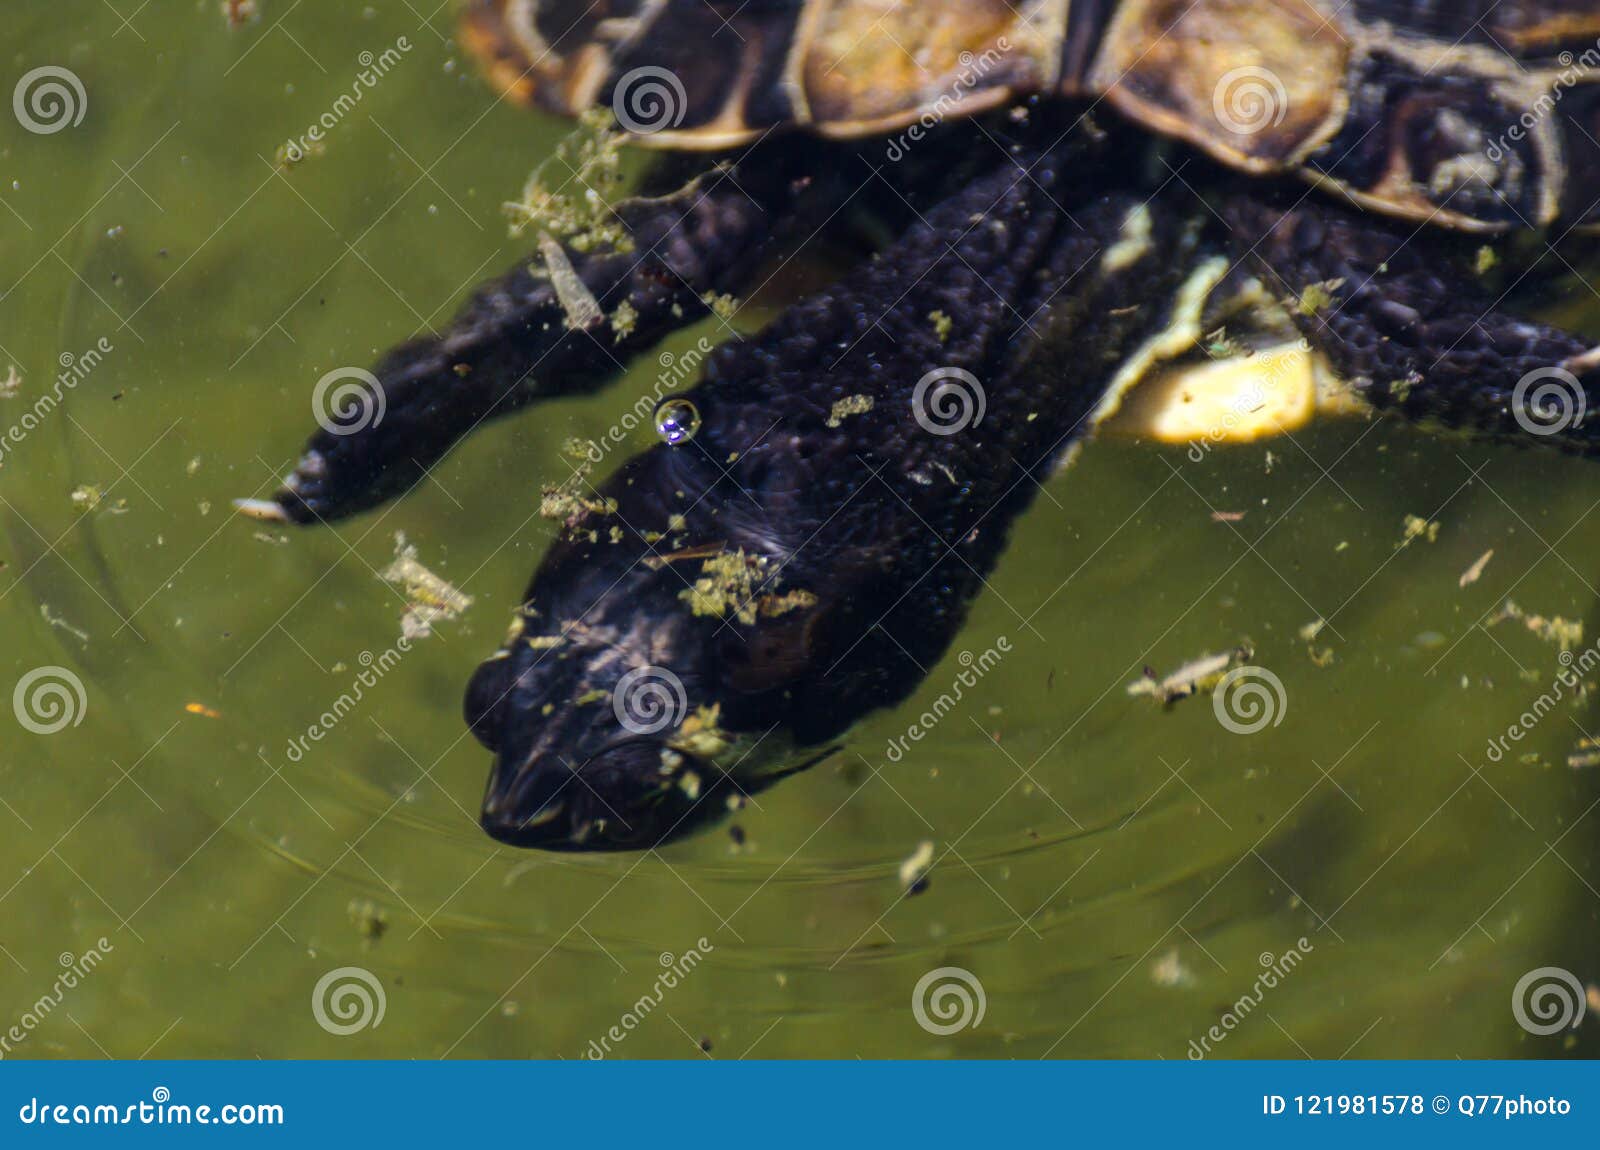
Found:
[465,600,758,852]
[465,443,840,852]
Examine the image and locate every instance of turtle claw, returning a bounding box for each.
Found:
[1563,345,1600,376]
[232,497,291,523]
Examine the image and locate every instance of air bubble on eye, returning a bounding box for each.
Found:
[655,397,701,446]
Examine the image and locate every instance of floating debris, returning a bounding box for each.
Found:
[539,439,616,530]
[1487,599,1583,653]
[1150,947,1195,989]
[347,898,389,945]
[1299,618,1335,667]
[1459,548,1494,588]
[1398,514,1440,548]
[380,532,473,639]
[223,0,260,27]
[1127,644,1253,705]
[40,604,89,644]
[70,484,102,511]
[898,839,935,894]
[503,109,629,252]
[537,232,603,332]
[1567,737,1600,771]
[826,394,873,428]
[928,310,953,342]
[273,138,325,169]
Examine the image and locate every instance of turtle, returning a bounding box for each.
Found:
[241,0,1600,851]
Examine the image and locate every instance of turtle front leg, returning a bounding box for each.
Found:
[250,157,814,525]
[1222,195,1600,450]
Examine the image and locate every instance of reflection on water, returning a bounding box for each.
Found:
[1,3,1598,1060]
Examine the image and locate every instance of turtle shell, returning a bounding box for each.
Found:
[461,0,1600,232]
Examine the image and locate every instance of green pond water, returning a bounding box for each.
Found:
[2,3,1599,1060]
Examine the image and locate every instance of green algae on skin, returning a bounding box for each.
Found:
[680,550,770,623]
[701,291,739,321]
[826,394,874,428]
[677,549,817,625]
[611,298,639,341]
[667,704,733,762]
[1295,279,1344,317]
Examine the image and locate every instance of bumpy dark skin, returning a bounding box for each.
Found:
[466,142,1214,848]
[1223,195,1600,443]
[271,160,802,524]
[262,118,1600,851]
[266,137,997,524]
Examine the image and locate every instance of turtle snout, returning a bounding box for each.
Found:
[463,652,515,753]
[480,737,687,851]
[479,749,574,847]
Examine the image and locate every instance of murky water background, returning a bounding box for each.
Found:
[3,4,1599,1060]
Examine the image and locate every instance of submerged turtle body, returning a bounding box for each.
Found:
[464,0,1600,232]
[256,0,1600,851]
